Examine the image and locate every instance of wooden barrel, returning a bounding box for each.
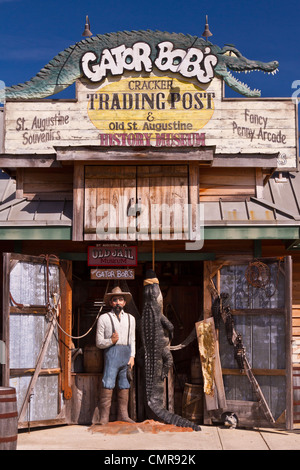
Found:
[0,387,18,450]
[182,383,203,425]
[83,345,103,373]
[190,356,203,384]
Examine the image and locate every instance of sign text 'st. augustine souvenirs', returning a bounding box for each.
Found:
[1,30,298,169]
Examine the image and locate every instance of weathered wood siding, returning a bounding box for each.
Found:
[18,167,73,199]
[3,76,298,170]
[84,164,189,241]
[291,259,300,422]
[199,167,256,201]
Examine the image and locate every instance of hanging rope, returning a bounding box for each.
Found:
[55,279,111,340]
[56,302,105,340]
[39,255,112,341]
[152,240,155,270]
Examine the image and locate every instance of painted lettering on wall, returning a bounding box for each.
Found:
[232,108,287,144]
[81,41,218,85]
[15,113,70,146]
[98,132,205,147]
[87,76,214,147]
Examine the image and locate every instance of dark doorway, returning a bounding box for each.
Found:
[71,259,203,421]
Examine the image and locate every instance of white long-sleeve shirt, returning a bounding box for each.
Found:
[96,310,136,357]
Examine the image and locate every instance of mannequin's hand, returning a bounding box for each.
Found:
[111,332,119,344]
[128,356,135,368]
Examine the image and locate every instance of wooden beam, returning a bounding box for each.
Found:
[188,163,200,241]
[222,368,286,376]
[2,253,11,386]
[56,146,214,162]
[212,153,279,168]
[10,368,61,377]
[285,255,293,430]
[16,169,24,198]
[72,164,84,241]
[0,155,58,168]
[59,259,73,400]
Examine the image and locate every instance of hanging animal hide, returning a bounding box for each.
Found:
[196,321,215,396]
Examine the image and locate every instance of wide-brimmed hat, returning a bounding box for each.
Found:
[104,286,132,306]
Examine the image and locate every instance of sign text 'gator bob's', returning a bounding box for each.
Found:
[1,30,298,169]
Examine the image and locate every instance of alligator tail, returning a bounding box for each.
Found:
[149,402,201,432]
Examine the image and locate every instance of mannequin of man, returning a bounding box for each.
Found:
[96,286,135,424]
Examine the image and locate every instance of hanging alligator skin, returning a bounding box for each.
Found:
[0,30,278,100]
[141,272,201,431]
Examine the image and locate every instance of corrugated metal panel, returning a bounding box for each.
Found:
[0,169,298,228]
[10,261,60,306]
[268,174,300,217]
[0,198,72,225]
[0,172,16,204]
[221,201,251,222]
[203,171,300,225]
[9,314,59,369]
[10,375,60,421]
[0,173,72,226]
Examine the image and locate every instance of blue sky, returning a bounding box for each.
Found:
[0,0,299,100]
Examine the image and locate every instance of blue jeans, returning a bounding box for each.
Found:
[102,344,131,389]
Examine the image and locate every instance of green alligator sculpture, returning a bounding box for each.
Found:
[0,30,278,100]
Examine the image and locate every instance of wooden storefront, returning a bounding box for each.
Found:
[0,30,299,430]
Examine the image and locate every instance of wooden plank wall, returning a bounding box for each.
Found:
[17,167,73,199]
[199,167,256,201]
[291,258,300,423]
[4,77,298,171]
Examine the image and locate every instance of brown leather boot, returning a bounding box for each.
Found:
[117,388,135,423]
[99,388,113,425]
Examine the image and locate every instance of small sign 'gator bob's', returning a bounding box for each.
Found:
[1,30,298,170]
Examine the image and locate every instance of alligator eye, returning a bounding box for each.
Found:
[224,51,238,57]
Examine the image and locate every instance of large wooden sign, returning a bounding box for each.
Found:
[4,76,297,169]
[2,30,298,169]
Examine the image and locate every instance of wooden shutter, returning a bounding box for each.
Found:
[84,164,190,241]
[137,165,189,240]
[84,165,137,241]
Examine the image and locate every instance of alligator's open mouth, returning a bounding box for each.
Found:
[216,45,279,97]
[222,67,279,97]
[230,68,279,97]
